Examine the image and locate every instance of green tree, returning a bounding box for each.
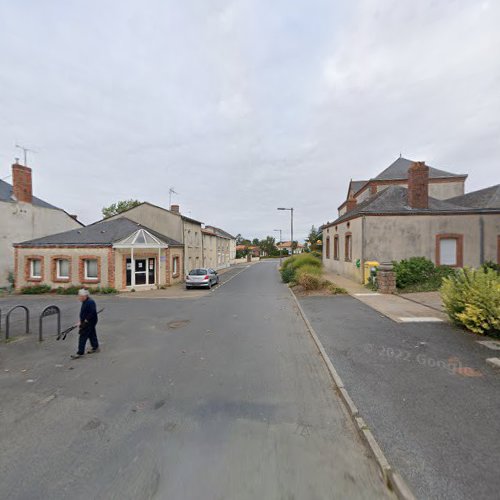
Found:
[306,226,322,251]
[252,238,260,246]
[102,199,142,218]
[258,236,277,256]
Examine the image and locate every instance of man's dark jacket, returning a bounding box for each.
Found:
[80,297,98,331]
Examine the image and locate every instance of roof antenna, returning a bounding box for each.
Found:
[169,187,178,207]
[15,144,37,166]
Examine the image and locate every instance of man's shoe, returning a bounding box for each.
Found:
[87,348,100,354]
[70,354,83,359]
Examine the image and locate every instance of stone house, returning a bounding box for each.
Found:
[277,241,305,255]
[204,226,236,269]
[14,217,184,291]
[322,157,500,283]
[105,202,203,275]
[0,162,82,287]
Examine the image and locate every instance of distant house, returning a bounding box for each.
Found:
[236,244,261,257]
[202,226,236,270]
[0,162,82,287]
[277,241,305,255]
[321,157,500,283]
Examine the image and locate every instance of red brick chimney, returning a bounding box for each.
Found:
[346,195,357,212]
[12,162,33,204]
[408,161,429,209]
[170,204,180,213]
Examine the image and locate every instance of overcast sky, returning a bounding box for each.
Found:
[0,0,498,241]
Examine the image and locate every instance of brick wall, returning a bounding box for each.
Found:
[408,161,429,209]
[12,163,33,203]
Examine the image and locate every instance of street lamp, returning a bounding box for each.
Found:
[273,229,283,265]
[277,207,294,255]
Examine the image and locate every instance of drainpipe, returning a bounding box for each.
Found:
[361,215,366,283]
[479,217,485,265]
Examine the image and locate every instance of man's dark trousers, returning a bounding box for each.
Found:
[77,325,99,355]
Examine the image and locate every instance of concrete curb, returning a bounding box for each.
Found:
[288,287,416,500]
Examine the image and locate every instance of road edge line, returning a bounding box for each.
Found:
[288,286,416,500]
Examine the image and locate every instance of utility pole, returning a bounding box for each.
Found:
[277,207,294,255]
[274,229,283,266]
[15,144,36,166]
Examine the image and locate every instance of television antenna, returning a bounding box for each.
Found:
[169,187,179,207]
[15,144,37,166]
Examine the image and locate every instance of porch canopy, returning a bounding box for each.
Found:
[113,228,169,287]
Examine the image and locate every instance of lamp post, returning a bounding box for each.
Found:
[273,229,283,266]
[277,207,294,255]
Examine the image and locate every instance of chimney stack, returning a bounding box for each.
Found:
[170,204,180,213]
[12,162,33,204]
[346,195,357,212]
[408,161,429,209]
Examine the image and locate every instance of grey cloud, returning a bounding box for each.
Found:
[0,0,498,241]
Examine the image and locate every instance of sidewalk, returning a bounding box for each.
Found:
[324,272,448,323]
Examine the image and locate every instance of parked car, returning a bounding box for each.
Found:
[185,268,219,289]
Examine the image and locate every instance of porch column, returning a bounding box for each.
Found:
[131,247,135,287]
[158,247,161,286]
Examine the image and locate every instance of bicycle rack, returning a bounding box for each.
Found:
[39,305,61,342]
[5,305,30,340]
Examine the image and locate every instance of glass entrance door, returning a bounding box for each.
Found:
[126,258,156,286]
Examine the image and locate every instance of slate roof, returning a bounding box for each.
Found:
[375,157,466,180]
[15,217,183,247]
[349,180,368,194]
[0,178,60,210]
[446,184,500,209]
[326,185,499,227]
[205,225,236,239]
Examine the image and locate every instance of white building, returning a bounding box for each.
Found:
[0,162,82,288]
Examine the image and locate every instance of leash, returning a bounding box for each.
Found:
[57,308,105,340]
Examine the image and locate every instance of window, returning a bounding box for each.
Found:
[84,259,98,279]
[334,235,339,260]
[440,239,457,265]
[325,237,330,258]
[345,234,352,261]
[56,259,70,279]
[436,234,463,267]
[30,259,42,278]
[173,256,179,276]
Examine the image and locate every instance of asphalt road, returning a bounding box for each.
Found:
[299,295,500,500]
[0,261,391,500]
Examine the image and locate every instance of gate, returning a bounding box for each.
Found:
[39,305,61,342]
[5,305,30,340]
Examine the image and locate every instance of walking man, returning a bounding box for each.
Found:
[71,289,99,359]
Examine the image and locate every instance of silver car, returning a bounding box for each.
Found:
[185,268,219,289]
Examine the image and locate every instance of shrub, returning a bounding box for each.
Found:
[55,285,118,295]
[281,267,296,283]
[296,272,322,291]
[441,267,500,335]
[296,264,322,278]
[55,286,81,295]
[482,261,500,273]
[281,254,322,284]
[393,257,435,288]
[21,284,52,294]
[283,254,322,272]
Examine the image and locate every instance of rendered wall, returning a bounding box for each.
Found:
[1,201,81,287]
